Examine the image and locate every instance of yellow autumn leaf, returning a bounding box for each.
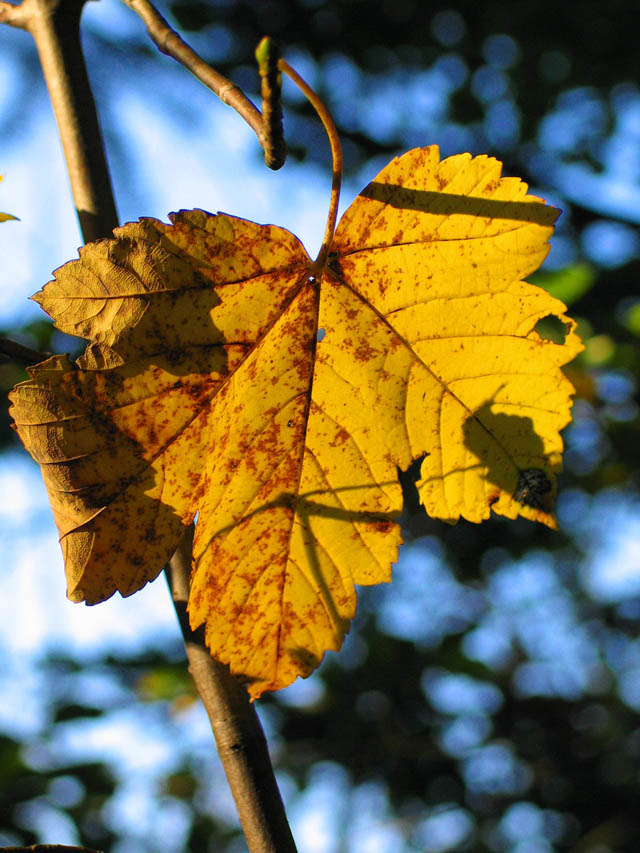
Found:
[9,146,581,698]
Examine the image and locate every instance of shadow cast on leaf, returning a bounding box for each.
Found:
[463,401,553,513]
[360,182,558,226]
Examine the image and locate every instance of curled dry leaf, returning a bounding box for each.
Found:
[10,147,582,698]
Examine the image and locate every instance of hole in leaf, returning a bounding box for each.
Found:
[398,455,425,516]
[535,315,567,344]
[317,328,325,342]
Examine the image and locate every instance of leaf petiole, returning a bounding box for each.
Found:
[278,58,343,270]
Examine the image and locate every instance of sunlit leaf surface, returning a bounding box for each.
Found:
[10,147,581,697]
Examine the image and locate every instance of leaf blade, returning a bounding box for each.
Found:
[331,146,581,525]
[10,147,582,697]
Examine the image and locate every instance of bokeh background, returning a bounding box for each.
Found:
[1,1,640,850]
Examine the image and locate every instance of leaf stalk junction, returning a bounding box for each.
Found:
[276,55,343,270]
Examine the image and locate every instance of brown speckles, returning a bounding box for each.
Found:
[344,306,358,321]
[353,340,377,362]
[187,469,202,489]
[330,428,350,447]
[367,519,395,536]
[142,526,156,543]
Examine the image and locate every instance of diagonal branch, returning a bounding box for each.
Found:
[120,1,263,146]
[166,526,298,853]
[0,338,48,364]
[2,0,118,243]
[120,0,286,169]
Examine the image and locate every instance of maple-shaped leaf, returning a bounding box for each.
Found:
[9,146,582,698]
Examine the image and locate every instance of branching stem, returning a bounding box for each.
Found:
[278,59,343,269]
[0,0,28,27]
[120,0,269,152]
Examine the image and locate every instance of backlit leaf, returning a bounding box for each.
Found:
[9,147,582,697]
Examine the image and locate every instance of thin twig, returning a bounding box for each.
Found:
[0,0,119,242]
[165,526,298,853]
[0,0,28,27]
[120,0,267,148]
[0,337,48,364]
[17,0,119,244]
